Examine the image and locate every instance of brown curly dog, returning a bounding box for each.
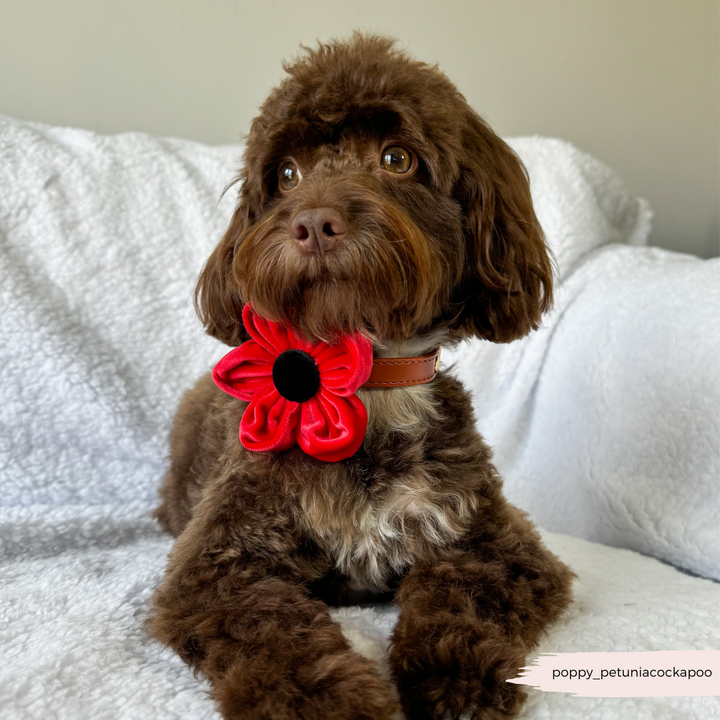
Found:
[148,34,574,720]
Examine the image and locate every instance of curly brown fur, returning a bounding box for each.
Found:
[149,34,573,720]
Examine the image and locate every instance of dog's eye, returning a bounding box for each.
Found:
[279,162,301,190]
[381,146,412,174]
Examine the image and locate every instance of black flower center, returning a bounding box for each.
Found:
[272,349,321,403]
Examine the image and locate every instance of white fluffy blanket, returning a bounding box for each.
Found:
[444,139,720,582]
[1,115,718,719]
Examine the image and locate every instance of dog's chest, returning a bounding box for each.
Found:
[299,479,473,591]
[293,384,478,591]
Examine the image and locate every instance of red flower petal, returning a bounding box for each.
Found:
[240,387,300,453]
[243,304,299,356]
[297,387,367,462]
[311,334,373,397]
[212,340,275,401]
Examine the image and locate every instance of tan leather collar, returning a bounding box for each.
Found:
[363,348,440,388]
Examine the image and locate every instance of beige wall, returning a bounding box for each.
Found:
[1,0,717,257]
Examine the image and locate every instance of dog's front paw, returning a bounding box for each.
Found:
[390,614,527,720]
[214,647,399,720]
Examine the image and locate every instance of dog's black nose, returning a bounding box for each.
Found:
[291,208,347,256]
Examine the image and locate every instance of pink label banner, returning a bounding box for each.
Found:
[507,651,720,697]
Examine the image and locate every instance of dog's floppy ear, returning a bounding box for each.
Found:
[451,112,553,343]
[194,202,250,347]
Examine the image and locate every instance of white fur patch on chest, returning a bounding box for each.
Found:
[296,384,479,591]
[298,474,479,592]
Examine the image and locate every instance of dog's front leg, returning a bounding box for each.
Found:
[389,503,574,720]
[148,475,399,720]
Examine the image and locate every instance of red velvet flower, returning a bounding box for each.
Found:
[212,304,373,462]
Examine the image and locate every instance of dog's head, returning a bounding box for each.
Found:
[197,34,552,349]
